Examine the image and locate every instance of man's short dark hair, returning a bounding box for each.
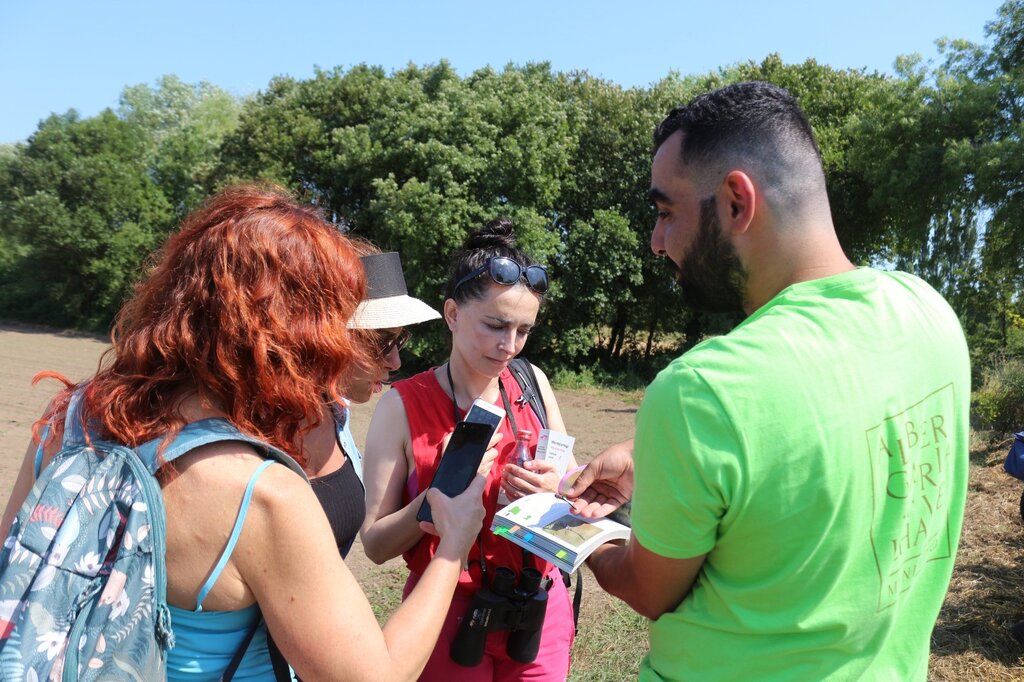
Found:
[654,82,827,211]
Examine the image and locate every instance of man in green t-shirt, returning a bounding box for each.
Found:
[569,82,970,680]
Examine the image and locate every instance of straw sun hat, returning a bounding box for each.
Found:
[348,252,441,329]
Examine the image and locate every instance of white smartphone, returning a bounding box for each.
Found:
[463,398,504,438]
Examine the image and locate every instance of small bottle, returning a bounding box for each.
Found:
[498,429,535,506]
[515,429,534,467]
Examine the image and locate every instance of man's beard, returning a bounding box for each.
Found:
[670,196,747,314]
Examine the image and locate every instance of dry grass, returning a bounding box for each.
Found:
[929,435,1024,681]
[4,325,1024,678]
[568,568,648,680]
[568,434,1024,680]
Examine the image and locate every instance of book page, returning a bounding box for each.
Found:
[539,512,606,549]
[494,493,630,559]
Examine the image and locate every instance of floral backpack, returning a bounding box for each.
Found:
[0,391,305,681]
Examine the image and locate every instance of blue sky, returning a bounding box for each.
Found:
[0,0,1007,144]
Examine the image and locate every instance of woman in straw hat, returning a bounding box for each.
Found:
[303,244,444,558]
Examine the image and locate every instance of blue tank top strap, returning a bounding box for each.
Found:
[195,459,276,612]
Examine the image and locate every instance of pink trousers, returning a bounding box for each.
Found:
[402,567,575,682]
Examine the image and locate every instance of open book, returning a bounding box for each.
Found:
[490,492,631,574]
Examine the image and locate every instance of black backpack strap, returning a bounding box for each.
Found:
[561,568,583,635]
[507,358,548,429]
[268,631,293,681]
[222,616,292,682]
[221,618,261,682]
[510,359,585,629]
[572,570,583,634]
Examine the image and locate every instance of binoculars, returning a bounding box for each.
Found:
[450,566,549,666]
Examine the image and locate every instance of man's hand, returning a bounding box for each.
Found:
[567,438,634,518]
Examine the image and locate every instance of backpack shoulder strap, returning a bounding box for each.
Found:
[508,360,584,629]
[33,424,50,480]
[62,385,89,447]
[35,385,88,478]
[508,357,548,430]
[134,418,308,482]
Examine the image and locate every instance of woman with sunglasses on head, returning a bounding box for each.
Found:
[361,218,578,681]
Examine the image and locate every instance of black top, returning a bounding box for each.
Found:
[310,456,365,558]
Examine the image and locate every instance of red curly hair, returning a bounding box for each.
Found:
[35,184,368,468]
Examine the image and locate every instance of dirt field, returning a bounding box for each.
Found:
[0,323,639,612]
[3,322,1024,679]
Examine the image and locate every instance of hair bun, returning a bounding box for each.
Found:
[463,217,516,251]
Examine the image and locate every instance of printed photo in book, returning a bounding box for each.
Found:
[491,492,630,574]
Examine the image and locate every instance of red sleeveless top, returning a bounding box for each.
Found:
[394,367,549,592]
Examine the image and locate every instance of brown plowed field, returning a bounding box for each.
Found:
[3,322,1023,679]
[0,321,637,585]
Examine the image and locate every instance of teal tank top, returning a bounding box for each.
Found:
[166,459,283,681]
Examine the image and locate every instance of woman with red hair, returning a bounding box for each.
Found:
[0,184,486,681]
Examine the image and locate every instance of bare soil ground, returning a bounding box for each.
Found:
[0,322,649,677]
[2,322,1023,679]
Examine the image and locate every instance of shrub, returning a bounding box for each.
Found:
[972,354,1024,433]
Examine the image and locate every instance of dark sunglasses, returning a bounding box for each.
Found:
[374,328,411,358]
[453,257,549,295]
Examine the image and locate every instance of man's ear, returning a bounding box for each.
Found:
[443,298,459,332]
[717,170,756,235]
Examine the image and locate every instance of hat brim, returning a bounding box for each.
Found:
[348,295,442,329]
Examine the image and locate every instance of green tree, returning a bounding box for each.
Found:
[221,62,574,362]
[119,75,242,217]
[544,73,691,367]
[0,111,172,329]
[961,1,1024,355]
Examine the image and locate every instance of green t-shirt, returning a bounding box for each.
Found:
[632,268,970,681]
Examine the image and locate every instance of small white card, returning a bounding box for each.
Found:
[535,428,575,477]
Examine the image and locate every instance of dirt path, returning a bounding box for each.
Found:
[0,323,638,582]
[7,323,1024,678]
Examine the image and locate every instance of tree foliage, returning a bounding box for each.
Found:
[120,75,242,217]
[0,111,172,329]
[2,4,1022,395]
[0,77,241,330]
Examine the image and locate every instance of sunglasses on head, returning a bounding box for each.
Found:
[374,328,411,358]
[453,256,549,295]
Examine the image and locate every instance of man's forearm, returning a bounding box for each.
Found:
[587,541,660,620]
[588,538,702,620]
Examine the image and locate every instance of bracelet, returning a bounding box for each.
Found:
[557,465,586,498]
